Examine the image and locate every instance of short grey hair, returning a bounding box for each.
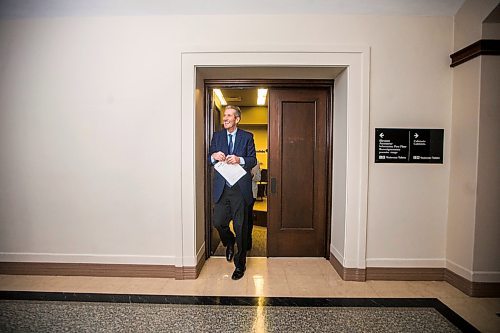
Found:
[225,105,241,119]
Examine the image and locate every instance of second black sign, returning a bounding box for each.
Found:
[375,128,444,164]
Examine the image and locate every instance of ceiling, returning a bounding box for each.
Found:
[0,0,466,19]
[484,4,500,23]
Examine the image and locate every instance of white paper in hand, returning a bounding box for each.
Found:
[214,162,246,186]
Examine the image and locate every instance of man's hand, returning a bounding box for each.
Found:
[212,151,226,162]
[226,155,240,164]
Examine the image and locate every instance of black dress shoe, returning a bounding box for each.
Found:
[226,243,234,262]
[231,267,246,280]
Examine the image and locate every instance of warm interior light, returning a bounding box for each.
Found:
[214,89,227,106]
[257,88,268,106]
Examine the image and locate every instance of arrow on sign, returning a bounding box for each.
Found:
[414,133,419,139]
[379,133,384,138]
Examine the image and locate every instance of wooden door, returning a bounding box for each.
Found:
[268,88,329,257]
[209,101,222,255]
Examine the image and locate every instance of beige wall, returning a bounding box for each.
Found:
[447,57,480,275]
[366,17,452,266]
[482,22,500,39]
[0,14,455,268]
[0,18,183,263]
[447,0,499,281]
[473,55,500,275]
[474,11,500,279]
[239,106,268,169]
[238,126,268,170]
[239,106,268,125]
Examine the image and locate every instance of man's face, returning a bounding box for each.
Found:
[223,108,239,132]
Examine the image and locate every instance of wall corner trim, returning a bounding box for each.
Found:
[329,252,366,282]
[183,48,371,273]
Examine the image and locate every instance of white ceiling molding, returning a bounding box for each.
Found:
[0,0,465,19]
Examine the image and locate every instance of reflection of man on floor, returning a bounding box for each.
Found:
[248,162,261,251]
[208,105,256,280]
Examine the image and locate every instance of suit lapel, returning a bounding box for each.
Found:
[234,130,243,155]
[221,130,229,155]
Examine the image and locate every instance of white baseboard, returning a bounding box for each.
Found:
[196,243,206,264]
[471,270,500,283]
[0,252,178,266]
[446,259,473,280]
[330,245,344,265]
[446,260,500,283]
[179,243,206,267]
[366,258,446,268]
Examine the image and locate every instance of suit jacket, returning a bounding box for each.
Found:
[208,128,257,204]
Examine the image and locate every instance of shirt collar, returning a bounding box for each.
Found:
[226,128,238,137]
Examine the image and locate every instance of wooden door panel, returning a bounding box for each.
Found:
[281,101,315,230]
[268,89,329,257]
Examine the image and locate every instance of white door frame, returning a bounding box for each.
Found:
[179,46,370,270]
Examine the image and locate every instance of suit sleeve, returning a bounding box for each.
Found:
[208,132,218,165]
[243,134,257,171]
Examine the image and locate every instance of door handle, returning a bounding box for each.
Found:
[270,177,277,194]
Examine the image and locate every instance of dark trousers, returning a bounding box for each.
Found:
[247,198,256,249]
[213,185,249,269]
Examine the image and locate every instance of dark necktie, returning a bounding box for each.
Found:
[228,134,234,155]
[226,134,234,187]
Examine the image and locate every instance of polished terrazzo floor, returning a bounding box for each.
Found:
[0,258,499,332]
[0,298,465,332]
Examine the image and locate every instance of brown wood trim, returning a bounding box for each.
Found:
[469,281,500,298]
[366,267,445,281]
[344,267,367,282]
[205,79,335,88]
[176,266,196,280]
[450,39,500,67]
[444,269,473,295]
[0,262,178,278]
[328,253,366,282]
[328,252,344,277]
[176,252,207,279]
[0,261,206,280]
[204,86,213,259]
[444,269,500,298]
[196,253,206,278]
[325,85,334,258]
[328,254,500,297]
[205,79,335,259]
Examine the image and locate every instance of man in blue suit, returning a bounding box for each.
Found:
[208,105,257,280]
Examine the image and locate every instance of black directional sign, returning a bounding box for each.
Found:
[375,128,444,164]
[409,129,444,163]
[375,128,409,163]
